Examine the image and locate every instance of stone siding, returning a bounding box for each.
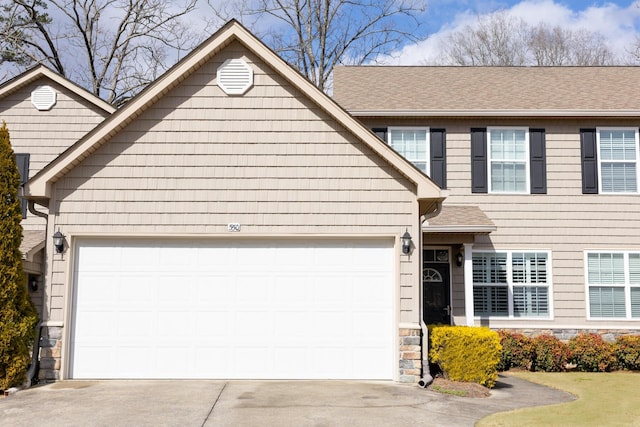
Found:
[399,328,422,383]
[38,326,62,382]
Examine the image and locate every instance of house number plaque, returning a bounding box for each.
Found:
[227,223,241,232]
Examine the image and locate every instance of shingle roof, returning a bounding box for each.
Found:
[424,205,496,233]
[333,66,640,115]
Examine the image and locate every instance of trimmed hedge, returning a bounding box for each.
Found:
[497,330,534,371]
[569,333,617,372]
[429,326,501,388]
[615,335,640,371]
[531,334,572,372]
[498,330,640,373]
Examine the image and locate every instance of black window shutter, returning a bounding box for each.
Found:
[471,128,488,193]
[580,129,598,194]
[529,129,547,194]
[430,129,446,188]
[15,153,30,218]
[371,128,388,142]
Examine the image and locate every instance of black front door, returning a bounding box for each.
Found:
[423,249,451,325]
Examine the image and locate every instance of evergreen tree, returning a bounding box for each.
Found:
[0,122,37,390]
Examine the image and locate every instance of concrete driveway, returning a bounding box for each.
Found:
[1,375,574,427]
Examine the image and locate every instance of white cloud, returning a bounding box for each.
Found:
[378,0,640,64]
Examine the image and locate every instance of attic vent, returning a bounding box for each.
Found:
[217,59,253,95]
[31,85,57,111]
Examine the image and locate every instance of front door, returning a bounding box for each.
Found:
[423,248,451,325]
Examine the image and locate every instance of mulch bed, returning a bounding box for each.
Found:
[427,376,492,398]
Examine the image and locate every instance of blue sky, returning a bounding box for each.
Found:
[382,0,640,64]
[423,0,638,32]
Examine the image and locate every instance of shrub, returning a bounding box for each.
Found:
[568,333,617,372]
[0,122,38,390]
[429,326,501,388]
[497,330,534,371]
[531,334,571,372]
[614,335,640,371]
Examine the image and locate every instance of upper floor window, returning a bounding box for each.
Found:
[372,127,447,189]
[388,128,428,174]
[586,251,640,319]
[488,127,529,193]
[471,127,546,194]
[473,250,551,318]
[597,128,639,193]
[581,128,640,194]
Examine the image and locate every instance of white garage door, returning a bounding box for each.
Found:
[70,239,395,379]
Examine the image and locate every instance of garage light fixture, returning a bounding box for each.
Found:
[401,229,412,255]
[52,229,65,254]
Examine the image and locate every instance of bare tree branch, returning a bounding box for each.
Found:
[0,0,202,106]
[209,0,427,92]
[439,11,615,66]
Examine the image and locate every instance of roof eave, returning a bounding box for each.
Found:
[346,109,640,118]
[0,64,115,114]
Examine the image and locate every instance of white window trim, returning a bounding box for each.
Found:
[596,127,640,195]
[585,250,640,320]
[487,126,530,194]
[472,249,553,320]
[387,127,430,175]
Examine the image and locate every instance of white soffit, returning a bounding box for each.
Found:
[217,58,253,95]
[31,85,57,111]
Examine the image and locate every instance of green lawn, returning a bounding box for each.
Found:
[477,371,640,427]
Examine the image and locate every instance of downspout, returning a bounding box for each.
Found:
[25,200,48,387]
[417,200,443,389]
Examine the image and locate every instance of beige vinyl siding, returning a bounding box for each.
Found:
[0,77,110,230]
[47,42,421,324]
[361,117,640,329]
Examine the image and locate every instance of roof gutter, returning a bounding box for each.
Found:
[417,198,442,389]
[25,200,48,387]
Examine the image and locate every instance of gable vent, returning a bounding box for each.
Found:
[217,59,253,95]
[31,85,57,111]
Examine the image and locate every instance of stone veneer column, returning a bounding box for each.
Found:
[38,326,62,382]
[398,328,422,383]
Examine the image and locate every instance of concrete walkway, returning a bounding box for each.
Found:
[0,374,575,427]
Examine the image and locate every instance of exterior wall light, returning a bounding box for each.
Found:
[29,275,38,292]
[401,229,412,255]
[52,229,65,254]
[456,250,464,267]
